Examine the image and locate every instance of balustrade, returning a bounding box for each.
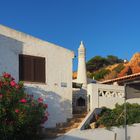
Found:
[98,89,124,98]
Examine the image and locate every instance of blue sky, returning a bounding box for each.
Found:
[0,0,140,70]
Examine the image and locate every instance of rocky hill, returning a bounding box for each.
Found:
[102,52,140,81]
[86,55,124,80]
[73,53,140,81]
[118,52,140,77]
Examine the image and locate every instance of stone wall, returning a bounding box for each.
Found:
[72,88,88,113]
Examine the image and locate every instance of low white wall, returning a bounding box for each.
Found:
[56,123,140,140]
[88,83,140,111]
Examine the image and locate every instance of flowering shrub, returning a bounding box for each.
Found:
[0,73,48,140]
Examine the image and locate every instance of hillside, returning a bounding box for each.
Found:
[86,55,123,72]
[86,55,124,80]
[73,53,140,81]
[87,53,140,81]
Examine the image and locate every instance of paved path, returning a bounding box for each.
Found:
[55,128,115,140]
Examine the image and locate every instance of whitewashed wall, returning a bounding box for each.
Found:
[0,25,74,128]
[88,83,140,111]
[57,123,140,140]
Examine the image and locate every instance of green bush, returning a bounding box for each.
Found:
[87,71,94,79]
[113,63,125,73]
[93,69,111,80]
[96,103,140,128]
[0,73,48,140]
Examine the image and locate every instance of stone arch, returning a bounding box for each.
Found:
[76,97,86,107]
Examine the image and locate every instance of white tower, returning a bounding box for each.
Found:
[77,41,87,88]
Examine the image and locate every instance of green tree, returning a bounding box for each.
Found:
[107,55,123,65]
[93,69,110,80]
[86,55,123,73]
[86,56,108,72]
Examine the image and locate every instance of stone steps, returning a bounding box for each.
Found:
[42,113,87,139]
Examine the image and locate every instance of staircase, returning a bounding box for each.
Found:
[42,113,87,140]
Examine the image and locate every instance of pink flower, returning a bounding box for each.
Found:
[0,94,3,99]
[15,84,19,89]
[15,109,19,113]
[31,102,35,107]
[20,98,27,103]
[41,115,48,124]
[3,72,11,78]
[11,77,15,81]
[45,112,49,117]
[38,97,43,103]
[10,81,16,87]
[44,104,48,108]
[3,82,8,86]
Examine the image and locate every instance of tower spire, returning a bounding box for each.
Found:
[79,41,84,49]
[77,41,87,88]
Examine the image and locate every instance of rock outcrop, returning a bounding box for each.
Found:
[129,52,140,73]
[118,52,140,77]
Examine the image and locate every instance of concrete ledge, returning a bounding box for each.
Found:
[78,108,102,130]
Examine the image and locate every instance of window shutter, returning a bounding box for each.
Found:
[19,55,34,81]
[19,54,45,83]
[34,57,45,83]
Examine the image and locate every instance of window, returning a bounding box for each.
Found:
[61,82,67,87]
[72,82,82,88]
[19,54,45,83]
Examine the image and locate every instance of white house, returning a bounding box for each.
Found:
[0,25,74,128]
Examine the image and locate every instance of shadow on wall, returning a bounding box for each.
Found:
[25,86,72,128]
[128,136,131,140]
[0,34,23,81]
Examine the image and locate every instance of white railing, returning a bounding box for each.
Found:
[98,88,124,98]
